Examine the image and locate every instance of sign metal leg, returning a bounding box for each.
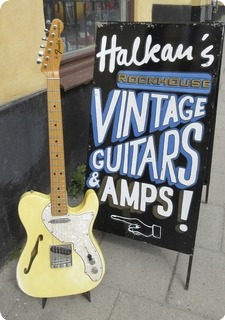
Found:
[83,291,91,302]
[185,254,194,290]
[205,183,210,203]
[42,298,47,309]
[41,291,91,309]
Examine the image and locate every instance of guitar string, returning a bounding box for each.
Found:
[48,78,55,266]
[53,75,63,267]
[46,25,68,268]
[49,76,61,267]
[51,74,68,268]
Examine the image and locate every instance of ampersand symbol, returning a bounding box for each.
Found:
[87,172,100,188]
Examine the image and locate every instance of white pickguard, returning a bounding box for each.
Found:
[42,203,103,281]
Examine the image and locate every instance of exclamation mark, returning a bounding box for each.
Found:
[176,190,193,233]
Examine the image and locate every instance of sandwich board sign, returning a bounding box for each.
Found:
[86,22,224,256]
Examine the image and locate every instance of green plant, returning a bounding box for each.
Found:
[68,164,86,197]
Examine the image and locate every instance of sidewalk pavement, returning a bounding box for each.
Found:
[1,35,225,320]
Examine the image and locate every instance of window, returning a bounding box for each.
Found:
[43,0,133,89]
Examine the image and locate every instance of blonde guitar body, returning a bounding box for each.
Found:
[16,19,105,299]
[17,189,105,298]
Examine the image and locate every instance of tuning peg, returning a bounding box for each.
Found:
[38,51,44,57]
[46,20,51,25]
[37,58,42,64]
[42,36,48,41]
[44,28,49,36]
[40,44,45,49]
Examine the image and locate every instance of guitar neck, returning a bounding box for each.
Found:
[47,75,67,216]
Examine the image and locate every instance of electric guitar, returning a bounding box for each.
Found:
[16,19,105,298]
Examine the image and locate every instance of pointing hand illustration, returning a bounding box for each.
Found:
[111,215,161,239]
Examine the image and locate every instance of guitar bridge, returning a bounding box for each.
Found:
[50,244,72,268]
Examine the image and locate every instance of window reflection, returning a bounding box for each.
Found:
[44,0,127,53]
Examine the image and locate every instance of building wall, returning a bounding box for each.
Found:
[134,0,213,21]
[0,0,219,106]
[0,0,46,105]
[0,0,46,264]
[0,85,92,266]
[0,1,93,265]
[0,0,223,264]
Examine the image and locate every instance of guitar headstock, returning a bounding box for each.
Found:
[37,19,64,75]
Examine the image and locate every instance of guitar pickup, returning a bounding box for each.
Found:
[50,244,72,268]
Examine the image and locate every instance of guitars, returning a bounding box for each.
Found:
[16,19,105,298]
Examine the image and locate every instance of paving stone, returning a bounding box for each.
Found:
[168,248,225,320]
[110,291,212,320]
[100,233,177,303]
[195,203,224,251]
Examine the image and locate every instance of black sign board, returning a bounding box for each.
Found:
[86,23,224,255]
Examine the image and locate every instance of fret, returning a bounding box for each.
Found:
[50,167,65,171]
[48,130,64,134]
[49,144,64,148]
[50,151,65,155]
[50,194,67,200]
[51,184,66,189]
[49,129,64,133]
[50,188,67,192]
[48,111,63,115]
[49,123,63,127]
[50,155,64,159]
[49,135,63,138]
[46,73,67,216]
[50,166,65,170]
[50,159,64,164]
[49,144,63,148]
[51,187,67,192]
[48,121,63,124]
[50,170,65,174]
[49,161,65,165]
[48,128,64,132]
[49,151,64,155]
[49,152,65,160]
[51,189,67,195]
[49,157,64,161]
[49,142,64,146]
[48,114,62,119]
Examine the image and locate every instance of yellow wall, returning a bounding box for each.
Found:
[134,0,212,21]
[0,0,46,105]
[0,0,216,104]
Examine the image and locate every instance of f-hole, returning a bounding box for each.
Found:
[24,235,43,274]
